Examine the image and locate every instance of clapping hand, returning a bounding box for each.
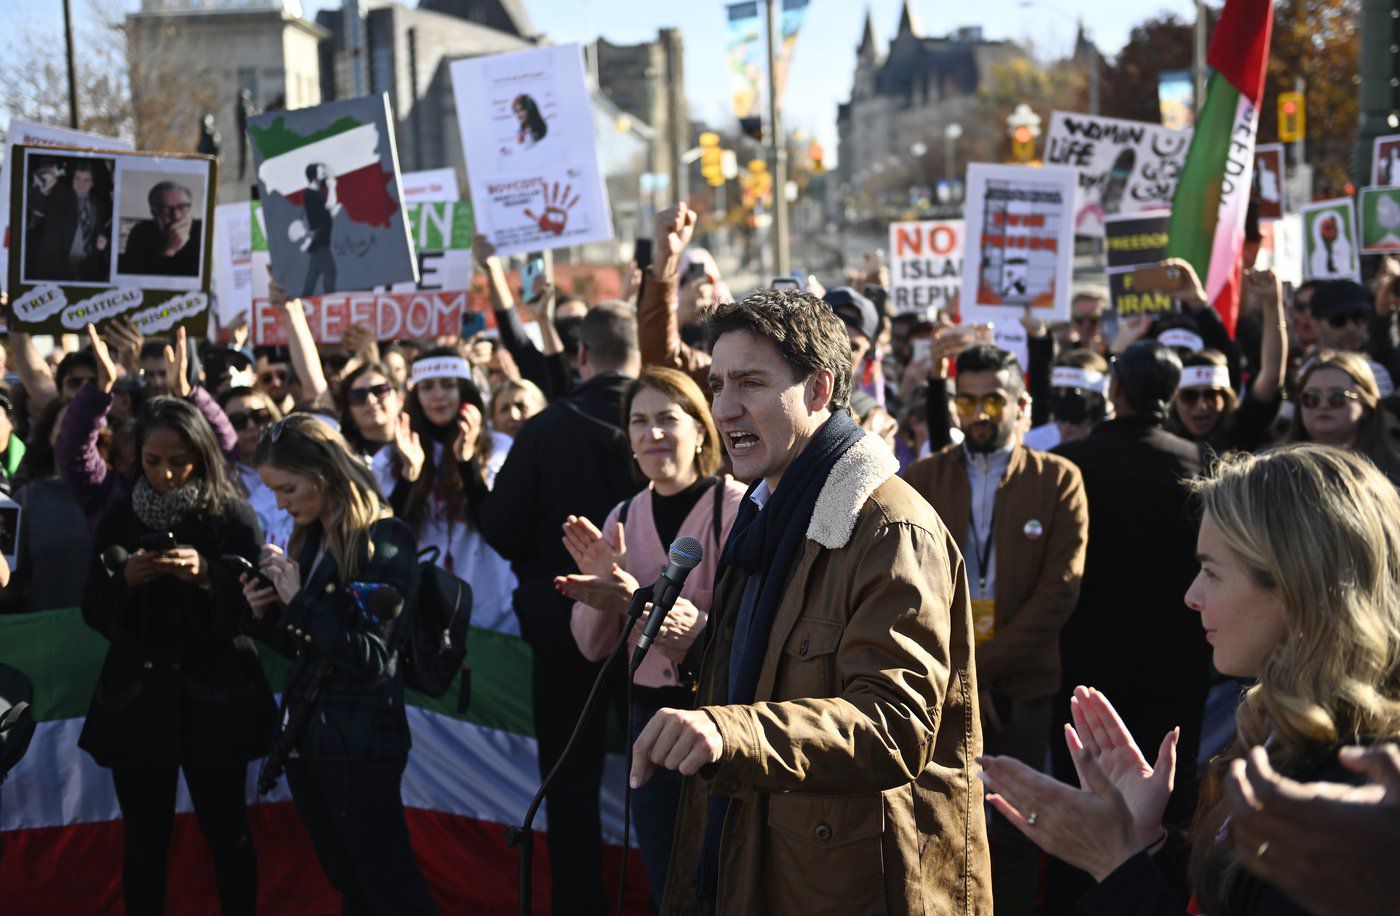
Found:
[393,413,424,482]
[562,515,626,578]
[554,562,640,617]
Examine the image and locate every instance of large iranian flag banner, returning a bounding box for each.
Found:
[1164,0,1275,337]
[0,609,650,914]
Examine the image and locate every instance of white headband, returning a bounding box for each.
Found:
[411,356,472,383]
[1158,329,1205,353]
[1051,366,1109,395]
[1178,365,1231,392]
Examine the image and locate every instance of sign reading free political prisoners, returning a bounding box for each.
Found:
[887,220,963,316]
[1104,213,1176,317]
[960,163,1077,326]
[7,145,216,336]
[247,93,418,298]
[250,200,474,345]
[1043,112,1191,236]
[450,44,614,257]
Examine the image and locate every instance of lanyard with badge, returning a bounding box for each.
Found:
[969,505,996,646]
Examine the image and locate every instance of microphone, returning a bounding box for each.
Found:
[630,537,703,673]
[101,545,130,578]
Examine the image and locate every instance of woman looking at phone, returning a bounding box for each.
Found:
[80,396,273,916]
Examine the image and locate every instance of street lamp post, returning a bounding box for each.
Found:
[764,0,790,276]
[943,123,963,184]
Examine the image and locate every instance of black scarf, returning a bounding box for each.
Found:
[697,410,863,902]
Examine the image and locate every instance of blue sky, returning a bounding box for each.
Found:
[9,0,1203,163]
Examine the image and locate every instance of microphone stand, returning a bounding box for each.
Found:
[506,583,653,916]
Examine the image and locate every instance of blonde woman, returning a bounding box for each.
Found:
[240,414,437,915]
[979,445,1400,914]
[1287,349,1400,483]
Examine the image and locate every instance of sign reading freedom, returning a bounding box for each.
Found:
[252,290,467,345]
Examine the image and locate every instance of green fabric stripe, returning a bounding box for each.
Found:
[0,608,535,736]
[248,115,364,161]
[249,202,266,252]
[1164,74,1241,284]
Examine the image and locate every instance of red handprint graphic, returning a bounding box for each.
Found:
[523,182,580,236]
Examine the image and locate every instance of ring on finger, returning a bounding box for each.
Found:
[1026,812,1039,827]
[1256,840,1270,859]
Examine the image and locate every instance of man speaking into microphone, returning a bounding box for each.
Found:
[631,289,991,914]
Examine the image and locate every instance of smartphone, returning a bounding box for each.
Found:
[1130,265,1186,293]
[139,531,177,552]
[911,337,933,363]
[682,260,708,287]
[221,554,274,590]
[771,276,801,291]
[521,254,546,304]
[461,310,487,338]
[633,238,653,273]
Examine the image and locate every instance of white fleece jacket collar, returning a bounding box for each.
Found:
[806,432,899,549]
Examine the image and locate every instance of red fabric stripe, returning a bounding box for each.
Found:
[2,805,652,915]
[1206,0,1274,105]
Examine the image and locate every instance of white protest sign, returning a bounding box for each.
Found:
[449,44,614,257]
[960,163,1077,326]
[1043,111,1191,236]
[1,119,133,292]
[887,220,963,316]
[401,167,460,203]
[1299,198,1361,282]
[212,203,253,334]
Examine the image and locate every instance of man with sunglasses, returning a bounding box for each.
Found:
[904,345,1088,915]
[118,181,201,278]
[1309,280,1396,397]
[1063,290,1110,356]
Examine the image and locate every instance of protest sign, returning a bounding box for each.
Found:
[247,93,417,298]
[1043,111,1191,236]
[401,167,460,203]
[7,145,216,336]
[252,199,473,344]
[1372,134,1400,187]
[960,163,1076,325]
[1,119,134,293]
[887,219,962,316]
[449,44,614,257]
[1104,213,1175,317]
[212,202,253,333]
[1253,144,1286,219]
[1300,197,1361,281]
[1257,215,1303,287]
[1359,187,1400,254]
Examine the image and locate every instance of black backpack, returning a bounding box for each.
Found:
[402,546,474,712]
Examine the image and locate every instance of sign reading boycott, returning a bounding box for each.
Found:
[887,220,963,315]
[1104,213,1175,316]
[252,199,473,343]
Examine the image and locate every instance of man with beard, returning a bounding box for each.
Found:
[903,345,1089,915]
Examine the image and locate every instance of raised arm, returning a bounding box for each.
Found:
[267,274,329,407]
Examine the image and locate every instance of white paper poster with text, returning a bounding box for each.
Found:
[449,44,613,257]
[212,203,254,333]
[1043,111,1190,236]
[888,220,963,316]
[960,163,1076,326]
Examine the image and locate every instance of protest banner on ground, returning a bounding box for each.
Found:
[1104,213,1176,317]
[1257,215,1303,287]
[7,145,216,336]
[1,120,134,294]
[1372,134,1400,187]
[1359,187,1400,254]
[401,167,460,203]
[1042,111,1191,236]
[251,199,474,344]
[247,93,417,298]
[1253,144,1285,219]
[1300,197,1361,281]
[887,219,962,316]
[449,44,614,257]
[960,163,1076,325]
[212,202,253,334]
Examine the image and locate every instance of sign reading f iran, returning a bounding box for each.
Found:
[888,220,963,316]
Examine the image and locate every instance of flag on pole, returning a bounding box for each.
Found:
[1164,0,1274,337]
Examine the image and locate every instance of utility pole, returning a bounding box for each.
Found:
[63,0,79,129]
[1355,0,1399,189]
[764,0,790,277]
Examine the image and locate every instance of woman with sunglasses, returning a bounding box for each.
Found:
[375,349,516,633]
[217,386,292,549]
[979,445,1400,915]
[239,414,437,915]
[80,394,274,916]
[1025,349,1113,451]
[338,362,403,468]
[1286,349,1400,484]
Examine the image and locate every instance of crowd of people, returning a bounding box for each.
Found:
[0,194,1398,916]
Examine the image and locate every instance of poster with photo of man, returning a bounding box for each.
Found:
[7,145,217,336]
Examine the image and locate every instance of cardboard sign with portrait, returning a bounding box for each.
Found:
[1372,134,1400,187]
[1299,197,1361,282]
[1253,144,1286,220]
[1359,187,1400,255]
[6,145,216,336]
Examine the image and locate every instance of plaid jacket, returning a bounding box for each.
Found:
[249,517,420,761]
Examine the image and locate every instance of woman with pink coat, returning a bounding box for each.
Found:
[556,366,745,910]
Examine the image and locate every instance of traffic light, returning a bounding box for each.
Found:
[1006,102,1041,163]
[1278,91,1305,143]
[699,132,725,187]
[809,140,825,174]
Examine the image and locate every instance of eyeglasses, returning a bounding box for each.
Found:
[953,392,1008,419]
[1071,314,1101,327]
[258,369,289,386]
[1050,394,1091,423]
[1299,388,1361,410]
[347,383,393,406]
[153,202,192,218]
[1177,388,1226,408]
[1325,310,1370,329]
[258,417,291,445]
[227,408,272,430]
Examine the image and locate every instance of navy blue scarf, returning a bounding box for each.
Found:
[696,410,863,902]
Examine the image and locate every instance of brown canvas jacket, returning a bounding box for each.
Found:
[660,433,992,915]
[638,270,712,390]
